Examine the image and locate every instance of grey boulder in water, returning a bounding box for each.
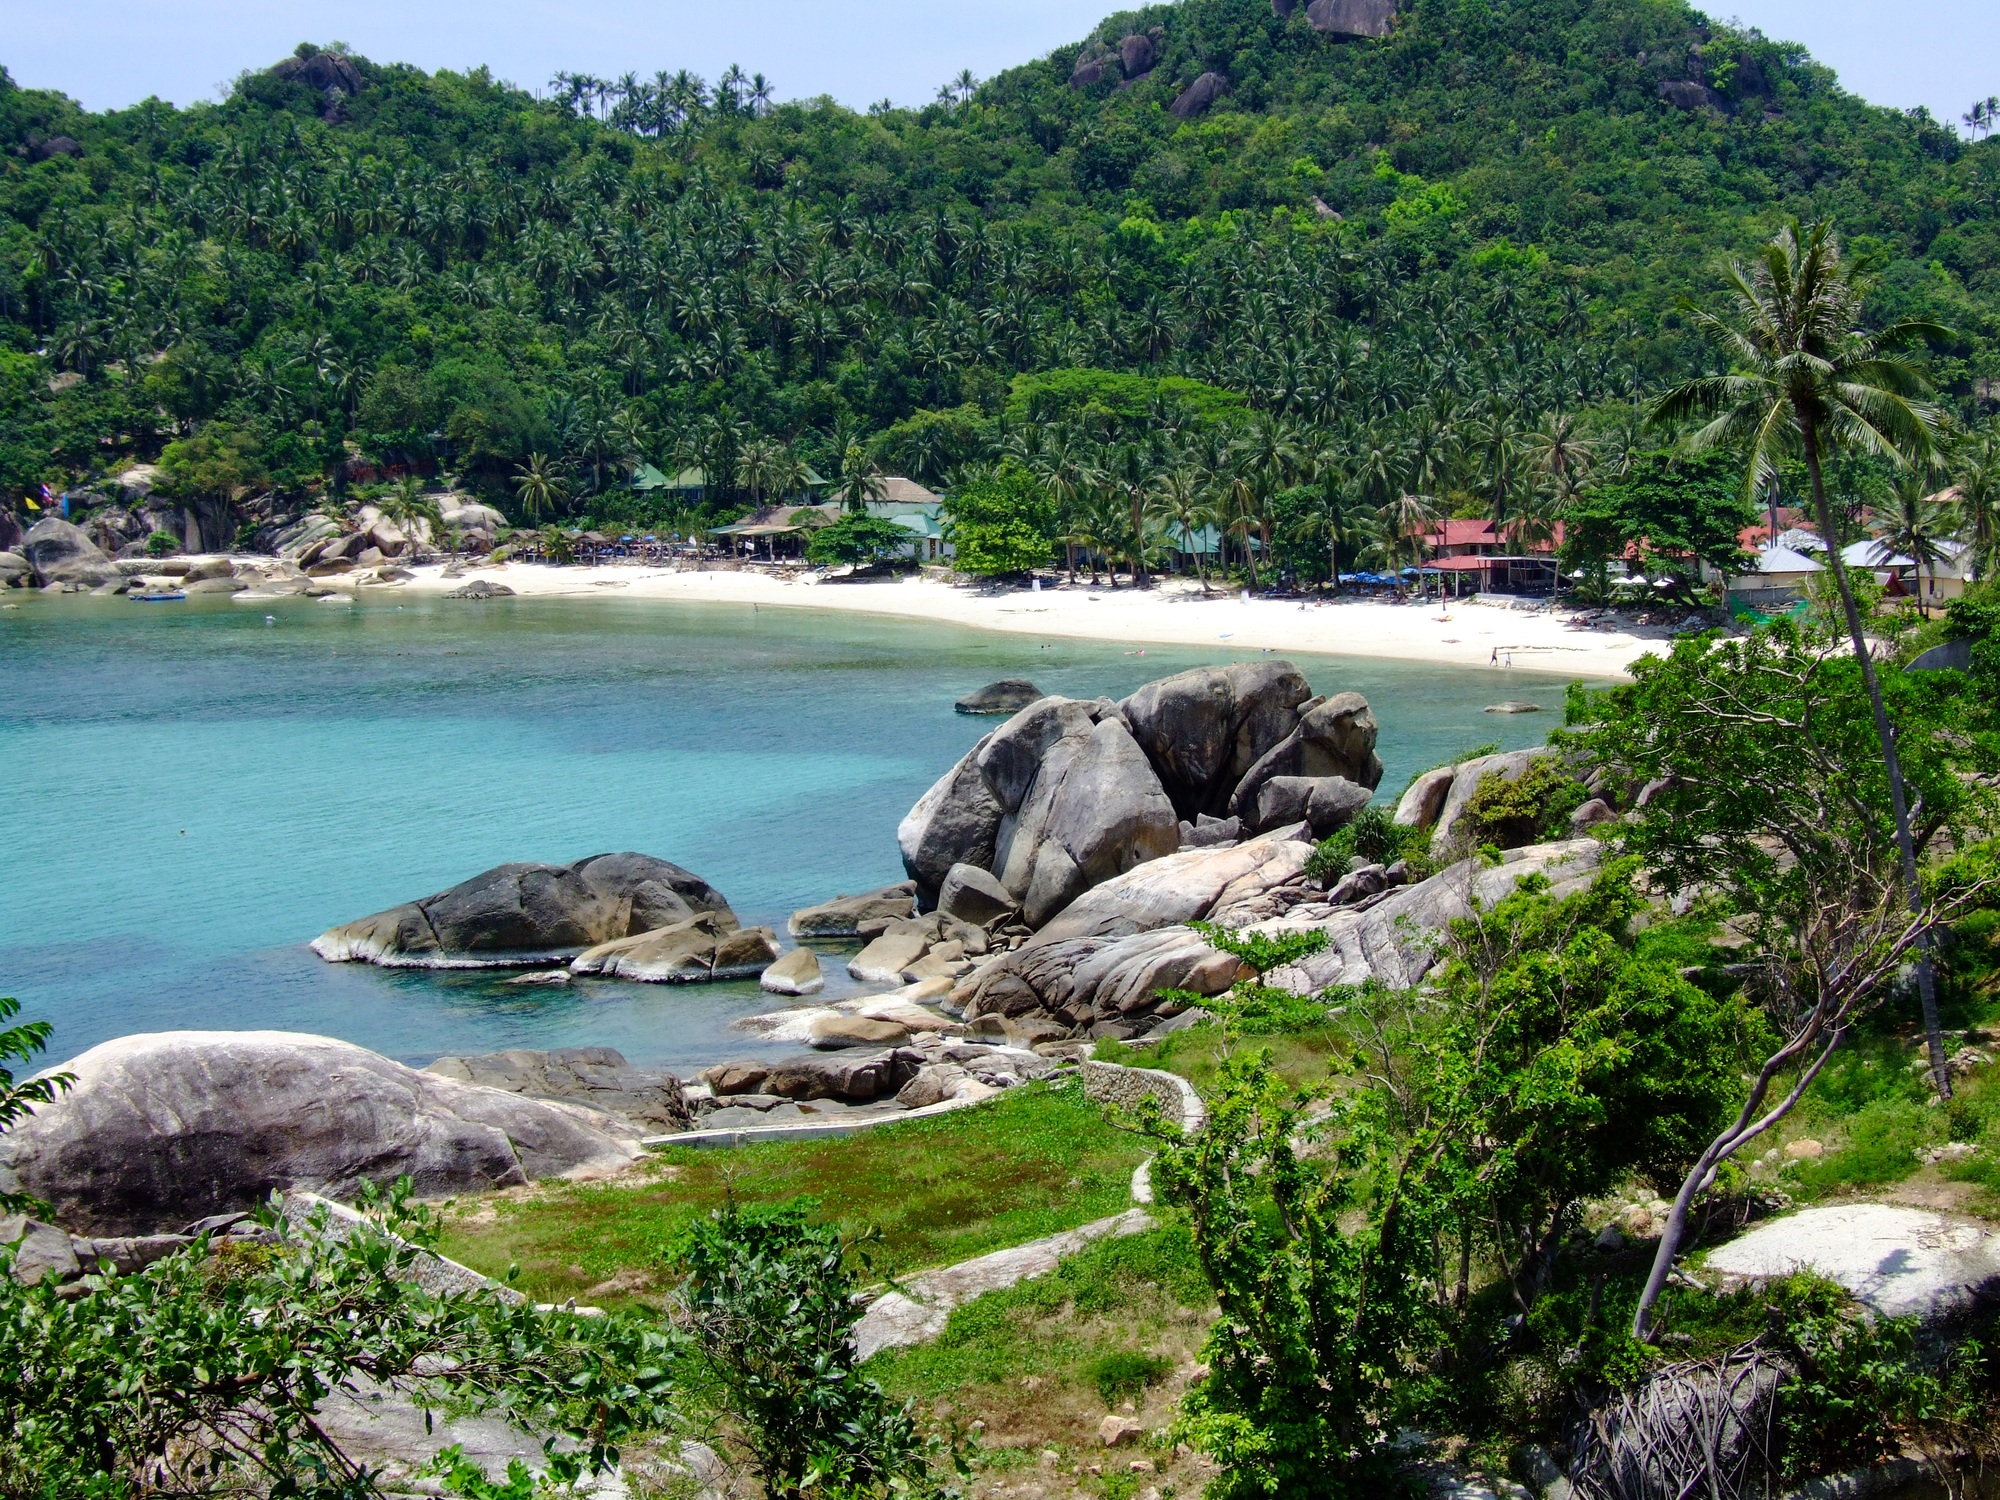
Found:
[0,1031,641,1236]
[311,852,736,968]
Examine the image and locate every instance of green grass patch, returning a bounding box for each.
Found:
[1792,1098,1943,1195]
[437,1080,1148,1306]
[1116,1019,1351,1095]
[868,1224,1213,1407]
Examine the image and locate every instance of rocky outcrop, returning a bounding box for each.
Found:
[899,751,1006,900]
[956,679,1044,715]
[789,881,918,937]
[1260,838,1605,993]
[1169,72,1228,120]
[1306,0,1397,38]
[0,1032,640,1236]
[950,833,1314,1039]
[718,1048,926,1104]
[312,853,735,968]
[1659,79,1724,111]
[1395,766,1455,828]
[570,913,779,983]
[1122,663,1314,820]
[1120,34,1157,77]
[271,50,365,95]
[447,579,514,600]
[939,863,1019,927]
[423,1047,692,1132]
[22,517,115,585]
[1702,1203,2000,1325]
[1230,691,1386,820]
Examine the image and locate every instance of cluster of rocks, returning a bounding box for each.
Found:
[901,662,1383,926]
[691,1036,1058,1128]
[1068,27,1166,88]
[312,853,781,981]
[279,495,506,575]
[1,516,449,598]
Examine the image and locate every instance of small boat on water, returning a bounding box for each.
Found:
[130,591,186,603]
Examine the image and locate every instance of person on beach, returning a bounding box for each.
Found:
[1490,648,1499,665]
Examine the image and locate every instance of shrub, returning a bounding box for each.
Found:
[1458,756,1586,851]
[1086,1350,1173,1405]
[144,529,180,557]
[1303,805,1426,884]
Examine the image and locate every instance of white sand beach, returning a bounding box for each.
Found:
[379,562,1683,678]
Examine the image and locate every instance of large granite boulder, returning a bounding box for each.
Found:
[789,881,917,937]
[1306,0,1397,38]
[902,697,1178,924]
[1702,1203,2000,1325]
[939,862,1019,927]
[22,517,114,585]
[569,913,778,983]
[0,1032,640,1236]
[423,1047,693,1132]
[991,709,1180,928]
[1120,34,1157,77]
[1229,691,1384,818]
[270,50,365,95]
[312,853,735,967]
[1394,766,1456,829]
[1169,71,1228,120]
[1121,662,1313,820]
[765,1048,926,1103]
[760,946,825,996]
[1260,838,1605,993]
[899,744,1006,902]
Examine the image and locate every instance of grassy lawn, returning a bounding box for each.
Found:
[1097,1021,1349,1095]
[437,1078,1150,1307]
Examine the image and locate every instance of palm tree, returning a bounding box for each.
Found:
[1378,492,1440,576]
[833,439,885,514]
[1651,219,1953,1327]
[1872,475,1954,617]
[1160,464,1220,591]
[1951,428,2000,581]
[512,453,565,524]
[378,476,443,562]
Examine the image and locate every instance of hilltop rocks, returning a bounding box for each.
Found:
[956,679,1045,715]
[1120,34,1157,77]
[423,1046,693,1132]
[1306,0,1398,38]
[1123,662,1315,820]
[0,1032,640,1236]
[312,853,736,968]
[1170,72,1228,119]
[1659,79,1724,111]
[790,881,917,937]
[271,50,365,95]
[22,518,114,585]
[570,913,779,983]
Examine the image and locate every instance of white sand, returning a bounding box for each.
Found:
[375,561,1677,679]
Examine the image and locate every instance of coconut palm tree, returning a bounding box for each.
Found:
[1652,218,1954,1225]
[1951,427,2000,581]
[833,439,885,514]
[1160,463,1220,591]
[378,476,443,562]
[1869,475,1954,617]
[511,453,565,524]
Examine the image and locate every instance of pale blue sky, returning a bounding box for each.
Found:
[5,0,1996,130]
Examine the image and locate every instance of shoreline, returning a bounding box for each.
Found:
[367,561,1678,678]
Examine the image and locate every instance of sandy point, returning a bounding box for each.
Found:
[388,562,1682,679]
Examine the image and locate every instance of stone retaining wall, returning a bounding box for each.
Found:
[1081,1059,1206,1135]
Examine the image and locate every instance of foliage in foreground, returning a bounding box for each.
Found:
[1132,865,1742,1497]
[0,1184,671,1500]
[672,1198,961,1500]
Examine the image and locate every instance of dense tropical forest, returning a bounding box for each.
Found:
[0,0,1996,576]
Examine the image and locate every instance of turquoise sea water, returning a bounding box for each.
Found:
[0,591,1596,1071]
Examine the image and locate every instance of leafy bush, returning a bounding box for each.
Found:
[1457,756,1587,851]
[1085,1349,1173,1405]
[1303,805,1426,884]
[143,530,180,557]
[1189,921,1328,973]
[671,1197,956,1500]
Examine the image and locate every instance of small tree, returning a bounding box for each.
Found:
[671,1199,948,1500]
[941,462,1055,577]
[806,513,911,567]
[0,997,71,1216]
[1560,623,1999,1338]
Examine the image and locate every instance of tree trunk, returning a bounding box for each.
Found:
[1799,413,1950,1098]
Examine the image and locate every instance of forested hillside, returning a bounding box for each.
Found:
[0,0,1994,545]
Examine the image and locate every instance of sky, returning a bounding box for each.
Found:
[3,0,1996,130]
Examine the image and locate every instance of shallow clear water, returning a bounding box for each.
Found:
[0,590,1594,1070]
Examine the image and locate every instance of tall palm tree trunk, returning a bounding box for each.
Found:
[1800,414,1951,1096]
